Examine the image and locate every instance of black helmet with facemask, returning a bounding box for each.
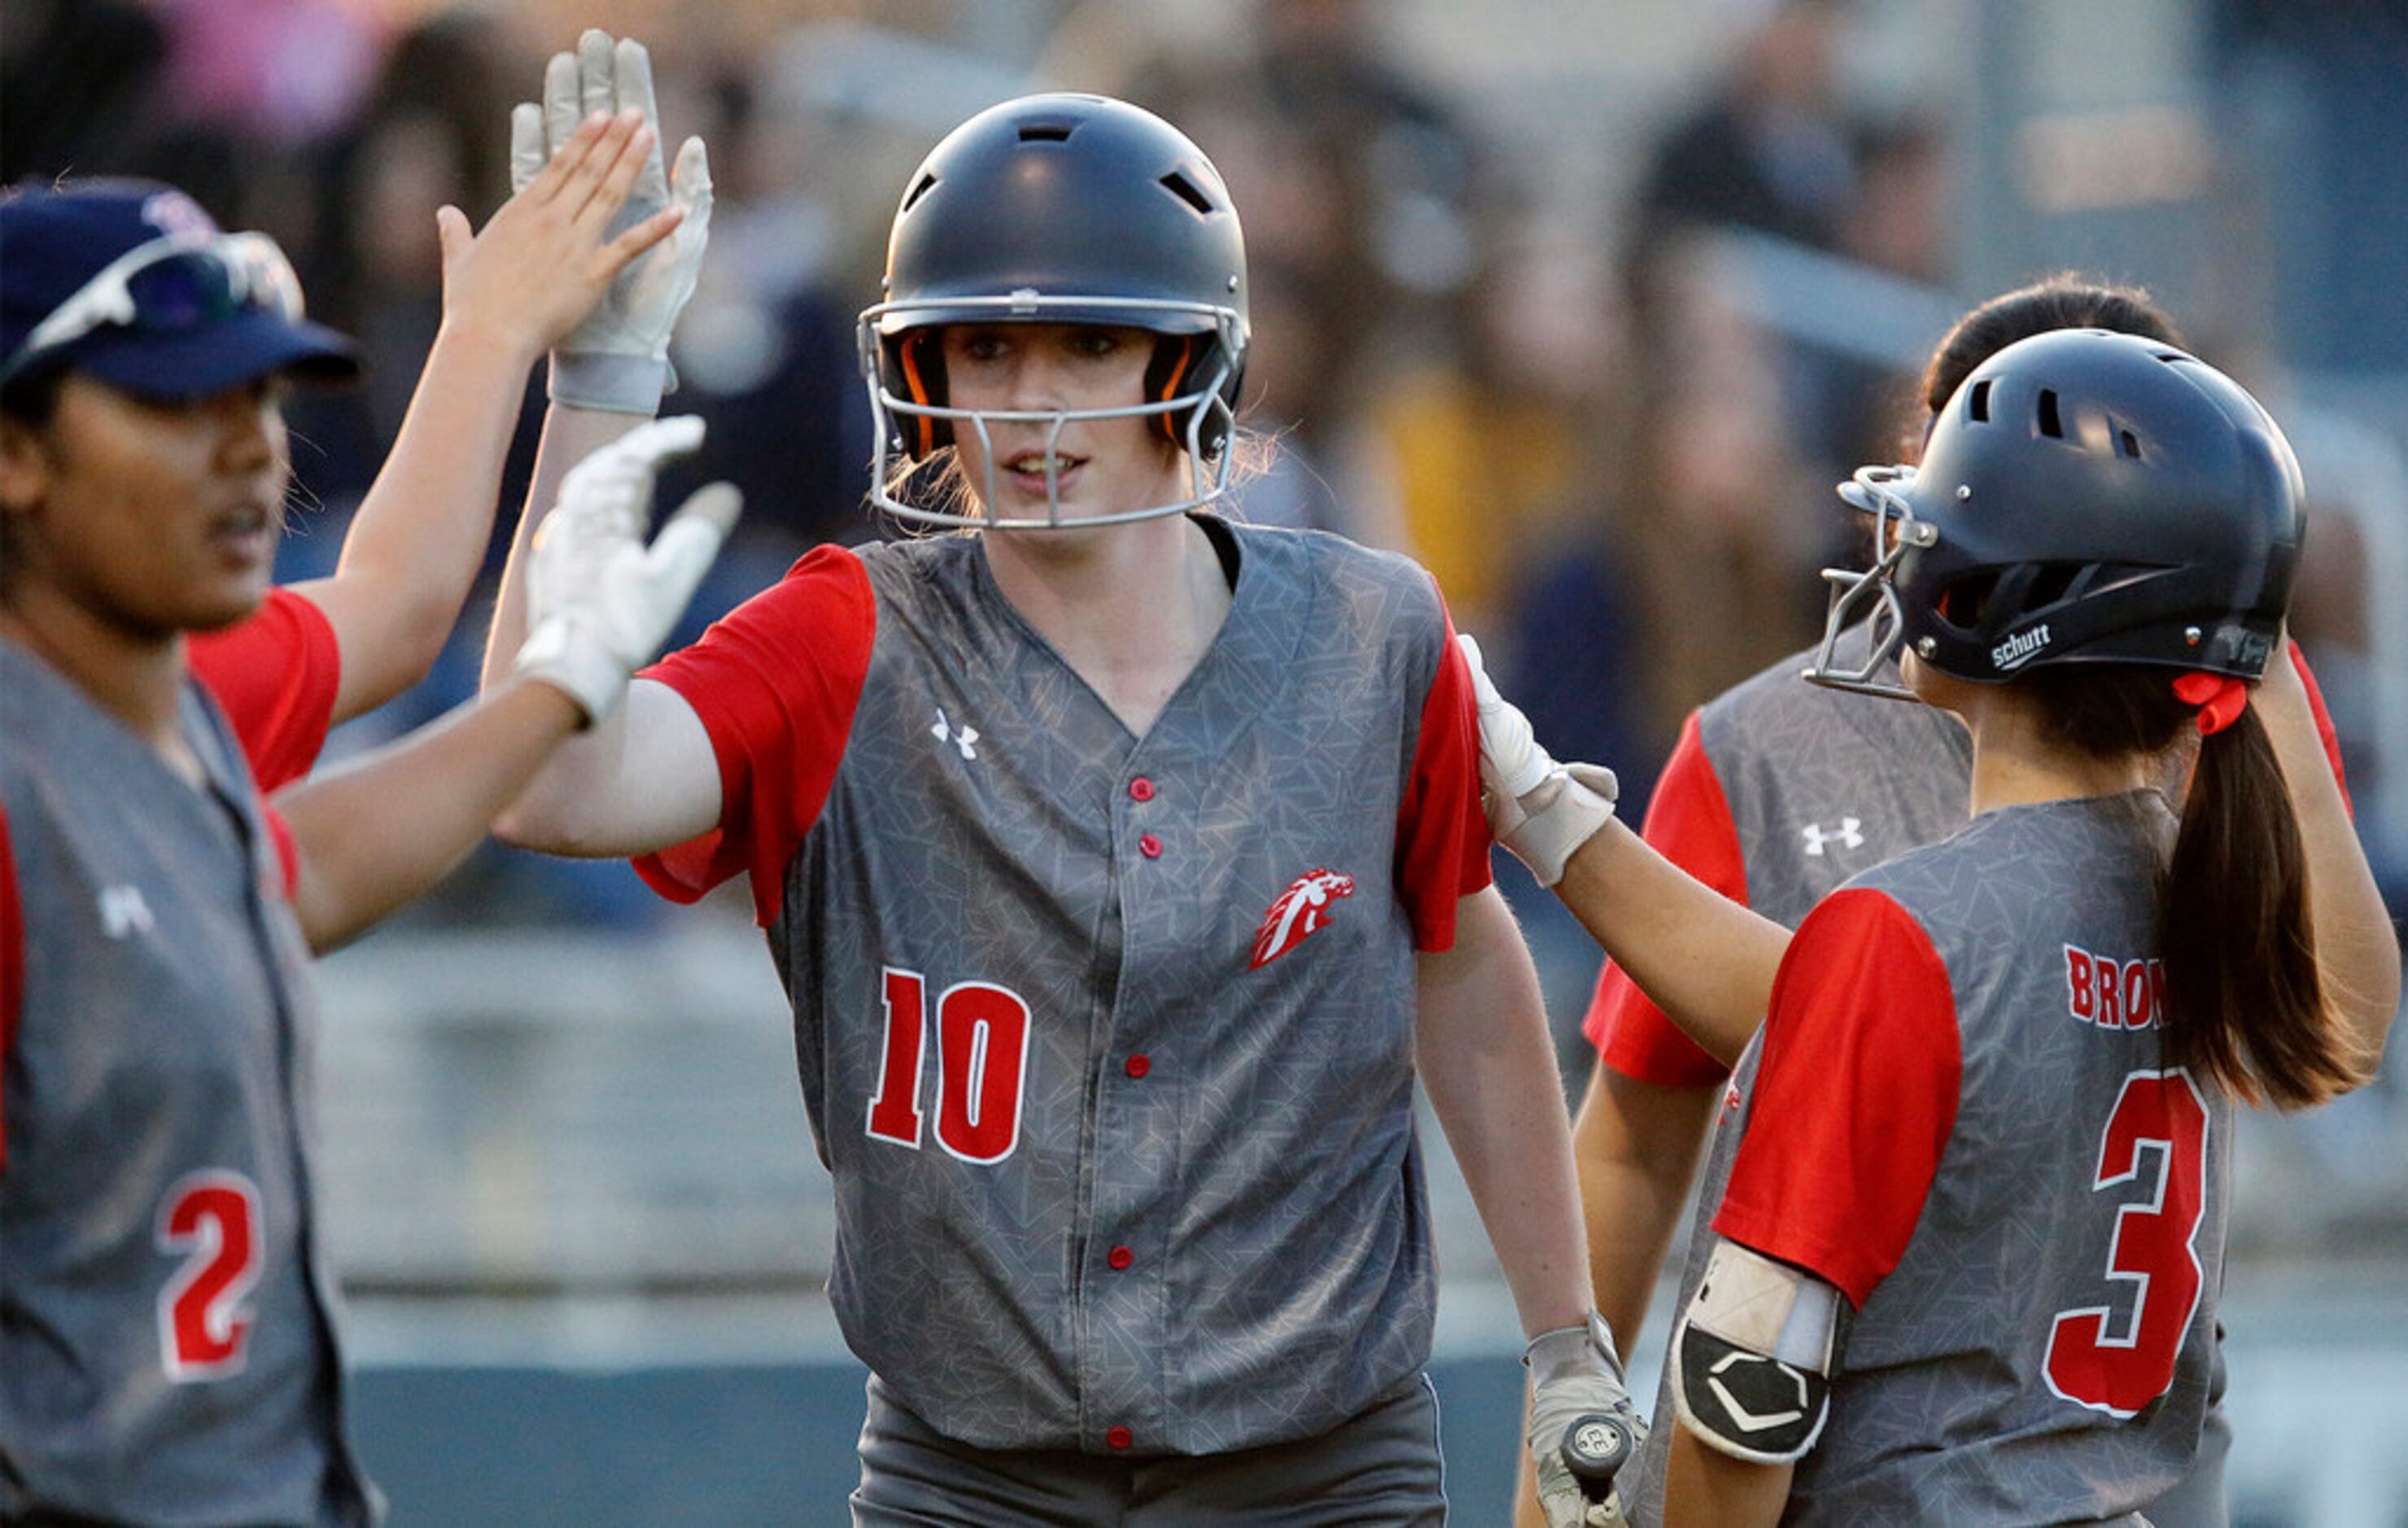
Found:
[860,94,1249,530]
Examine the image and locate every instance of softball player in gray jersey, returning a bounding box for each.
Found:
[0,144,732,1522]
[486,71,1637,1526]
[1513,279,2357,1528]
[1471,329,2397,1525]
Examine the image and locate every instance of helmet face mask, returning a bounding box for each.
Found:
[1807,329,2302,700]
[859,94,1250,531]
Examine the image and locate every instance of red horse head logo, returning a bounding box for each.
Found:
[1249,867,1357,971]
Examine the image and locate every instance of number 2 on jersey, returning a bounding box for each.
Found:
[2043,1068,2209,1417]
[155,1170,264,1382]
[867,967,1031,1163]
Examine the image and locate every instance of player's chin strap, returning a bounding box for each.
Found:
[1803,463,1936,702]
[1670,1238,1841,1466]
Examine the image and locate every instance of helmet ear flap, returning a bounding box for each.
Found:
[881,330,951,457]
[1143,334,1241,457]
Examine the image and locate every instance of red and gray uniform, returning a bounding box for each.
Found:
[1662,793,2227,1521]
[635,515,1489,1457]
[0,601,373,1526]
[1601,638,2342,1524]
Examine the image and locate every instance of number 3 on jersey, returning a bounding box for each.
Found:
[155,1170,264,1382]
[2044,1068,2210,1417]
[866,966,1031,1163]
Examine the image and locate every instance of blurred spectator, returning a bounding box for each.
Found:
[1629,0,1865,255]
[2,0,242,219]
[1617,234,1829,747]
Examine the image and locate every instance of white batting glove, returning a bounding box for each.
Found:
[514,416,739,722]
[1527,1312,1644,1528]
[510,28,712,413]
[1458,634,1618,887]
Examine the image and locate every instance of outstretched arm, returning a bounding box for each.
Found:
[483,418,726,856]
[1546,822,1789,1067]
[1460,635,1788,1065]
[2258,641,2402,1083]
[290,107,684,723]
[479,29,723,857]
[278,437,738,951]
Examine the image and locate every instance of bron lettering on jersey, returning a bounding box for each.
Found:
[1248,867,1357,971]
[2063,944,2165,1031]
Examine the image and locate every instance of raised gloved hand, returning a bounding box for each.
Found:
[1458,634,1618,886]
[1527,1312,1645,1528]
[514,416,739,722]
[510,28,711,413]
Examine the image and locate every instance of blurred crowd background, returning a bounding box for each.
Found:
[10,0,2408,1519]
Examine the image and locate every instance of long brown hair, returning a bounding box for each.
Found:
[2028,665,2350,1107]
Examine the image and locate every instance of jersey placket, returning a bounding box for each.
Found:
[1073,757,1182,1454]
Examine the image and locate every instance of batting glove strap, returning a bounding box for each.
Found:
[548,352,673,416]
[514,613,629,724]
[1504,762,1619,888]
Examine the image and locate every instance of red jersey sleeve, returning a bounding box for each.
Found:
[1394,590,1493,952]
[187,587,343,792]
[631,546,877,926]
[1711,888,1961,1307]
[2287,640,2350,814]
[1583,710,1746,1089]
[0,802,20,1172]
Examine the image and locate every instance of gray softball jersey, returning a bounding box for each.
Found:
[640,518,1484,1460]
[1585,637,1969,1084]
[0,640,372,1525]
[1630,793,2226,1525]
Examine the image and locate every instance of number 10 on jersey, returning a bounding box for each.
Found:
[866,966,1032,1164]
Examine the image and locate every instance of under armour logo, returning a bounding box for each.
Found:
[98,884,156,939]
[929,708,979,761]
[1799,818,1864,857]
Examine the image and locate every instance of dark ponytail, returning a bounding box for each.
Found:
[2033,665,2349,1107]
[2161,705,2352,1107]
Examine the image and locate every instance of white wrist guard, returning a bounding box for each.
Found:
[548,352,673,416]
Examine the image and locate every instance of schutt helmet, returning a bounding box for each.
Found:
[1807,328,2302,698]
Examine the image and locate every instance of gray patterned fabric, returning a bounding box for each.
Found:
[767,520,1454,1456]
[1629,793,2227,1525]
[0,639,373,1526]
[1698,636,1970,928]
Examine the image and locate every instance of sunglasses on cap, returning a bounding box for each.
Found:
[0,231,306,387]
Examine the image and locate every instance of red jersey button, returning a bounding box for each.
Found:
[1125,1054,1151,1079]
[1129,776,1156,802]
[1108,1245,1134,1271]
[1106,1425,1134,1451]
[1138,833,1164,858]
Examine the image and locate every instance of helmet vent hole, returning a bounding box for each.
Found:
[2118,428,2143,460]
[1936,572,1999,632]
[2028,562,2082,609]
[1017,123,1075,142]
[1966,379,1991,422]
[1158,171,1216,216]
[2036,388,2063,439]
[902,172,939,212]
